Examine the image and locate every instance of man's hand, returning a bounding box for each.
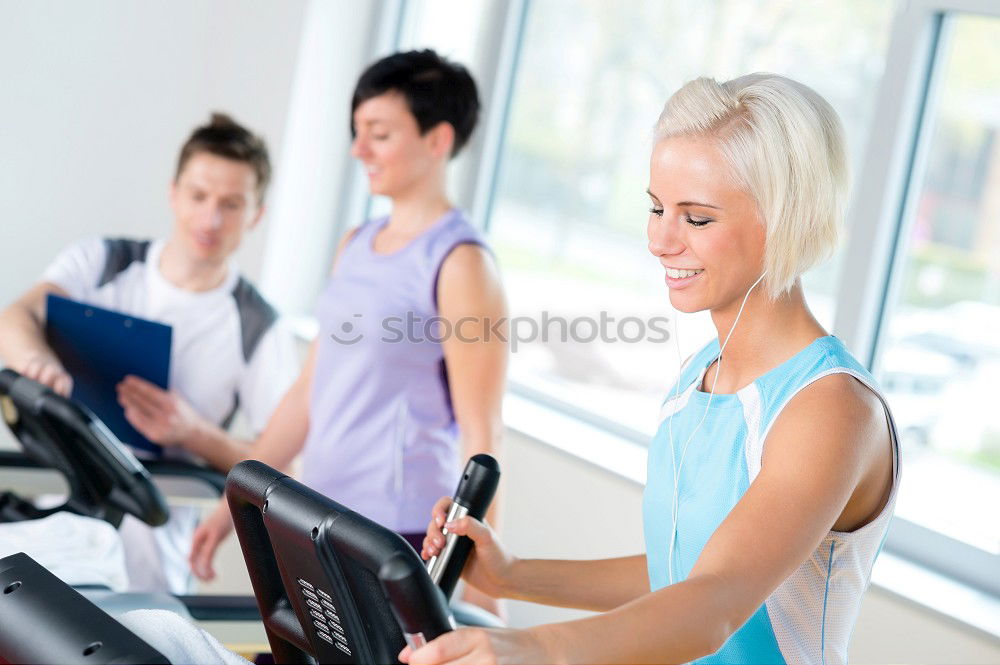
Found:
[116,375,208,448]
[19,353,73,396]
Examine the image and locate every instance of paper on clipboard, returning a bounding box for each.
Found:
[45,293,171,455]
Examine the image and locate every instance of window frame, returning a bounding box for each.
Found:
[832,0,1000,597]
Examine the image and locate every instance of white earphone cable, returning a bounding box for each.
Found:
[666,271,767,584]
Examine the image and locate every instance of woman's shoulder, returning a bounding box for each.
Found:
[763,367,892,502]
[783,369,885,422]
[433,211,494,271]
[748,335,893,446]
[432,209,488,247]
[760,336,890,449]
[756,336,880,395]
[436,241,500,299]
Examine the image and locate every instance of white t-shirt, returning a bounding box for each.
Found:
[40,236,297,594]
[42,236,295,436]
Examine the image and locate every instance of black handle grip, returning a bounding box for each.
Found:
[433,454,500,599]
[453,453,500,517]
[379,553,455,647]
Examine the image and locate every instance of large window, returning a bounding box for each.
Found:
[875,12,1000,558]
[310,0,1000,603]
[488,0,893,437]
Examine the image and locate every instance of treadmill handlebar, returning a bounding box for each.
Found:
[0,368,46,414]
[0,369,170,527]
[379,553,456,651]
[425,454,501,599]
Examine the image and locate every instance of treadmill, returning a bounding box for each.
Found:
[223,453,499,664]
[0,368,169,527]
[0,369,503,663]
[0,367,229,523]
[0,457,501,664]
[0,368,257,623]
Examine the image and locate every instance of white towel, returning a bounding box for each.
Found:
[0,512,129,590]
[119,505,200,594]
[118,609,252,665]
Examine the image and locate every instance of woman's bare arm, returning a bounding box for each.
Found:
[436,244,507,612]
[408,373,893,664]
[532,373,894,663]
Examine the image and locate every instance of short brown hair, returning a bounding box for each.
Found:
[175,113,271,204]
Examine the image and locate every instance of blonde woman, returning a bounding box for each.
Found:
[410,74,899,665]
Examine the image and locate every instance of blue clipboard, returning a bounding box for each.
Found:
[45,293,172,456]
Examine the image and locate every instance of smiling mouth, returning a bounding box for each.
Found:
[665,268,704,279]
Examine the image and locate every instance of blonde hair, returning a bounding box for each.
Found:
[653,73,848,299]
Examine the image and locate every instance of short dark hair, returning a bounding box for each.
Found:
[351,49,480,157]
[175,113,271,204]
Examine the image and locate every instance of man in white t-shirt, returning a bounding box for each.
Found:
[0,113,297,591]
[0,112,295,466]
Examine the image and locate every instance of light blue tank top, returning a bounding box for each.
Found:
[644,335,899,665]
[301,209,487,532]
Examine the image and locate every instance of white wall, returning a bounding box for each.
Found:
[0,0,308,308]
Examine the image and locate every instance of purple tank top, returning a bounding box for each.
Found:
[301,209,487,532]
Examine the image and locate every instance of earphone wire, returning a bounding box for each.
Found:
[666,271,767,584]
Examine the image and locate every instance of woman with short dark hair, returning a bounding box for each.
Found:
[190,52,507,617]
